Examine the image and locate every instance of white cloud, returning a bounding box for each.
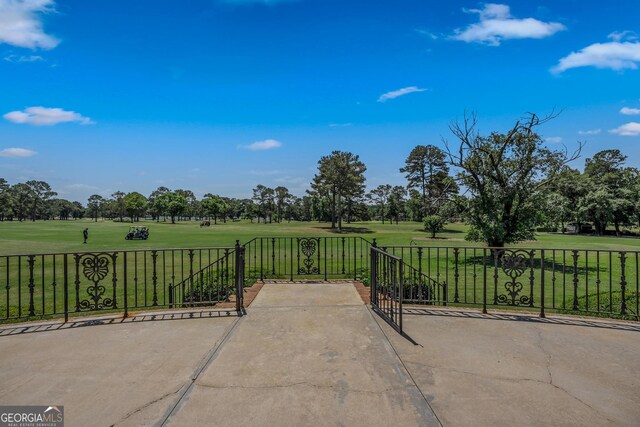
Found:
[608,30,638,42]
[329,123,352,127]
[451,3,565,46]
[3,106,94,126]
[620,107,640,115]
[378,86,426,102]
[241,139,282,151]
[0,147,37,158]
[4,53,44,62]
[578,129,601,135]
[545,136,562,143]
[610,122,640,136]
[415,29,440,40]
[552,32,640,73]
[0,0,60,49]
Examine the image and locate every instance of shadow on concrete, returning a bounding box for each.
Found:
[370,306,421,346]
[0,309,239,337]
[403,307,640,332]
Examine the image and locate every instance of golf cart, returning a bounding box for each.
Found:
[125,225,149,240]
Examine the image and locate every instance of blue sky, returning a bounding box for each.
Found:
[1,0,639,202]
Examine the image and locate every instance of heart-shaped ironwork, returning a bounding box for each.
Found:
[501,252,529,278]
[300,238,317,258]
[82,255,110,283]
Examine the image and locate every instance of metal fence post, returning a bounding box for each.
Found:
[398,260,403,334]
[620,251,627,315]
[123,251,128,318]
[370,248,377,306]
[443,281,448,306]
[63,254,69,323]
[235,240,244,313]
[540,249,545,318]
[453,248,460,303]
[482,249,487,314]
[27,255,35,317]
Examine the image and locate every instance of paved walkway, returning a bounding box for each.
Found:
[162,283,439,427]
[1,283,639,426]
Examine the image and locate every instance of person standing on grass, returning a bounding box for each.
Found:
[83,228,88,244]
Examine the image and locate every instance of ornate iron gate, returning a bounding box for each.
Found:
[370,247,404,333]
[242,236,372,281]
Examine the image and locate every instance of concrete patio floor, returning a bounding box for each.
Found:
[0,283,638,427]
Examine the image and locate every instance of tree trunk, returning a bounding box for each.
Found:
[337,195,343,232]
[487,238,504,248]
[331,191,336,229]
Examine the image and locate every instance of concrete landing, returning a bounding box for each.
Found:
[1,283,638,427]
[378,310,640,427]
[0,311,238,427]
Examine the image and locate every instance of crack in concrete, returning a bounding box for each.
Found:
[406,359,547,385]
[404,333,619,425]
[535,328,553,384]
[534,328,618,424]
[195,381,411,396]
[111,386,183,426]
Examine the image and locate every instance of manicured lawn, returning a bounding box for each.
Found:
[1,218,639,255]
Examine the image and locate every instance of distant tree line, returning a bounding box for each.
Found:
[0,179,83,221]
[1,112,639,248]
[543,149,640,236]
[0,148,460,227]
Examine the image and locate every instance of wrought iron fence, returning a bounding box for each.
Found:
[0,244,244,322]
[382,246,640,320]
[242,236,372,282]
[2,237,638,324]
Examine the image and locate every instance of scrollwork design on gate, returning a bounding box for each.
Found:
[297,238,320,275]
[495,249,533,306]
[75,253,117,311]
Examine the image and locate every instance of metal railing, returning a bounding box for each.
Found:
[242,236,372,282]
[169,247,243,311]
[1,243,245,322]
[381,246,639,320]
[370,247,404,333]
[2,238,638,324]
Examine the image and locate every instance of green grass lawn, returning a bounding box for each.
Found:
[1,218,640,255]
